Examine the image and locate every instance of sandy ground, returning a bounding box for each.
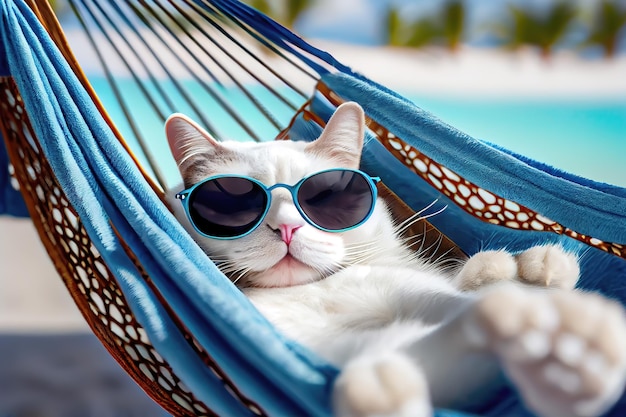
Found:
[0,218,85,332]
[0,218,168,416]
[0,333,168,417]
[316,42,626,98]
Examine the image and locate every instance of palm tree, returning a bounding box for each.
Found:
[247,0,273,19]
[497,2,578,59]
[48,0,64,13]
[283,0,314,29]
[244,0,315,29]
[442,0,465,52]
[539,2,579,58]
[385,6,440,48]
[584,0,626,58]
[496,5,531,51]
[386,6,404,47]
[385,1,466,51]
[406,18,442,48]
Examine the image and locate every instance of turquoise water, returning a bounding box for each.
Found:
[89,77,626,189]
[407,94,626,187]
[89,77,305,189]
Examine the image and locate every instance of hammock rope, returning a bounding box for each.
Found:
[1,1,625,417]
[65,0,332,190]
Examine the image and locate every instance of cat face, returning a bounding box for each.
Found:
[166,103,392,288]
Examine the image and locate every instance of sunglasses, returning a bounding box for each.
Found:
[176,168,381,239]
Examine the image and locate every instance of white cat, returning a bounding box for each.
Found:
[165,102,626,417]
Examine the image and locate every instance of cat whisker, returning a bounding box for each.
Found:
[343,240,380,254]
[209,255,233,262]
[403,222,431,256]
[395,200,447,235]
[427,248,464,273]
[396,232,446,268]
[394,199,439,232]
[401,234,425,251]
[344,246,394,266]
[343,240,382,255]
[213,258,237,268]
[343,241,393,264]
[420,234,445,259]
[423,246,459,272]
[232,267,254,286]
[437,259,466,275]
[344,238,379,248]
[314,262,341,278]
[216,259,252,280]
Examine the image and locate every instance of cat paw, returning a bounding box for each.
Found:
[333,352,432,417]
[464,285,626,417]
[454,250,518,291]
[515,245,579,290]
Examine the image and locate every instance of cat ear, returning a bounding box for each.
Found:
[306,102,365,169]
[165,113,227,170]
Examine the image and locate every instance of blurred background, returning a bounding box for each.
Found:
[1,0,625,416]
[270,0,626,187]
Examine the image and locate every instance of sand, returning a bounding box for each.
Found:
[0,218,167,416]
[0,333,168,416]
[0,218,85,332]
[315,41,626,99]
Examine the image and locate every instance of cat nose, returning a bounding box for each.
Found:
[279,224,302,245]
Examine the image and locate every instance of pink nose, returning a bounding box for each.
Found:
[279,224,302,245]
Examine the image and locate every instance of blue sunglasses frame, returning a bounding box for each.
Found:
[176,168,381,240]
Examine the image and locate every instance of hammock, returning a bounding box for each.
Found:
[1,1,625,416]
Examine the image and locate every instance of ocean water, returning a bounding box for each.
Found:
[88,77,626,189]
[406,94,626,188]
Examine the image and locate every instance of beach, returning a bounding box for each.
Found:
[316,41,626,99]
[0,217,168,416]
[0,218,84,333]
[2,33,626,416]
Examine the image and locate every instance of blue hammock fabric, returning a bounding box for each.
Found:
[0,141,27,217]
[1,0,625,416]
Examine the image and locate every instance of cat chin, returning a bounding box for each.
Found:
[248,255,326,288]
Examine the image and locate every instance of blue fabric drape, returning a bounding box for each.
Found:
[0,140,28,217]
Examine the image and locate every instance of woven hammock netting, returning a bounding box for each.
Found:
[1,1,626,417]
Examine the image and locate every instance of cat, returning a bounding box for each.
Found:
[165,102,626,417]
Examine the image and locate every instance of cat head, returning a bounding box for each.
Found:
[166,102,398,288]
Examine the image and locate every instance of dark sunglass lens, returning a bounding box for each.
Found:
[188,177,267,238]
[297,170,374,231]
